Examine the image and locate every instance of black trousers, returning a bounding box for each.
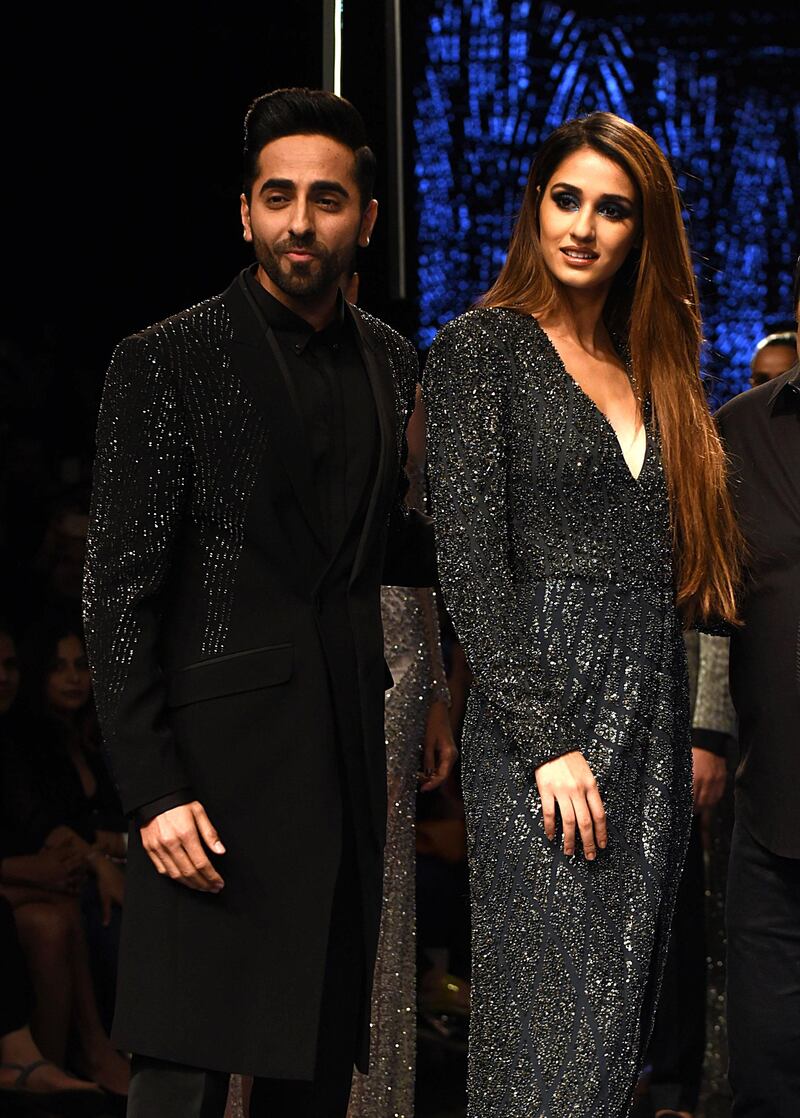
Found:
[647,814,707,1114]
[127,829,363,1118]
[727,819,800,1118]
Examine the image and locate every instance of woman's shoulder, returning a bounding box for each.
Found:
[431,305,533,349]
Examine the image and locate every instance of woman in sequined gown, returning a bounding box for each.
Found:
[424,113,743,1118]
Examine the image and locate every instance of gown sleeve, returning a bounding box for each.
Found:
[424,314,573,772]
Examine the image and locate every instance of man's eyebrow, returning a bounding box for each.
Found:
[550,181,635,206]
[259,178,350,198]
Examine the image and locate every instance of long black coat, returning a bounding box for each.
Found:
[83,271,434,1078]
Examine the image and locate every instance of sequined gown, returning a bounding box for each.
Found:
[424,308,691,1118]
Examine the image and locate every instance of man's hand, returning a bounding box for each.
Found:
[140,801,226,893]
[418,700,459,792]
[535,751,607,861]
[692,747,727,812]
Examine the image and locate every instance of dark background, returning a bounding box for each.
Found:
[4,0,798,468]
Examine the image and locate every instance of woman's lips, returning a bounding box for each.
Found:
[559,247,599,266]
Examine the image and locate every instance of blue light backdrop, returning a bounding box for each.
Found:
[412,1,800,402]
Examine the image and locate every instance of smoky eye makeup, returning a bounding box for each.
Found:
[549,183,635,221]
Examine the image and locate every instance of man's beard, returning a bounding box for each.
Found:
[253,232,357,300]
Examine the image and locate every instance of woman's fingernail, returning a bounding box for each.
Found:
[213,842,225,854]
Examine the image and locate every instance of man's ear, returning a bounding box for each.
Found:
[359,199,379,248]
[240,193,253,243]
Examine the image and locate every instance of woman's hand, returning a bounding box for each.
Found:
[94,830,127,859]
[7,849,85,893]
[89,852,126,926]
[418,700,459,792]
[535,751,607,860]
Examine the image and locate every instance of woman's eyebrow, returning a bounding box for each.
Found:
[550,181,635,206]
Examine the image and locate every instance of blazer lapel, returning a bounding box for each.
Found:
[223,272,329,557]
[347,304,398,585]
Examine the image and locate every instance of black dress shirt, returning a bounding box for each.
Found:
[717,364,800,857]
[245,267,378,553]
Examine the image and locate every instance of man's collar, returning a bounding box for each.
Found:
[244,266,347,354]
[768,361,800,411]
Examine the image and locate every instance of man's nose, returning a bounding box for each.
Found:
[287,197,314,239]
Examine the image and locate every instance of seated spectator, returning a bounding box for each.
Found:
[750,330,797,386]
[0,617,128,1098]
[19,612,126,856]
[0,894,106,1114]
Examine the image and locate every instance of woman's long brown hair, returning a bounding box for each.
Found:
[482,112,743,626]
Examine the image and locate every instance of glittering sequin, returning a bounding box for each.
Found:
[424,307,692,1118]
[348,461,449,1118]
[84,298,268,749]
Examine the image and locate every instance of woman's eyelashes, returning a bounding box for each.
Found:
[551,190,631,222]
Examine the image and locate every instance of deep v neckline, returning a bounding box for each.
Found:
[532,317,649,484]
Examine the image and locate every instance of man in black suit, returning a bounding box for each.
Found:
[84,88,453,1118]
[716,257,800,1118]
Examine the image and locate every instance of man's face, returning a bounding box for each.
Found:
[240,134,377,304]
[751,343,797,387]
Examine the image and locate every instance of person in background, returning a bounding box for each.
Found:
[19,615,126,859]
[749,330,797,387]
[0,617,129,1097]
[646,631,736,1118]
[717,258,800,1117]
[0,894,106,1114]
[347,385,457,1118]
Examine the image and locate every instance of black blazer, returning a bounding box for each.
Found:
[84,270,435,1077]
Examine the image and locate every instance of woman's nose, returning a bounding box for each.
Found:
[570,205,596,242]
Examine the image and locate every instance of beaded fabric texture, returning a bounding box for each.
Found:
[424,307,692,1118]
[348,461,450,1118]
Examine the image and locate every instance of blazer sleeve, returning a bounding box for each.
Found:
[382,337,438,588]
[83,333,192,817]
[424,317,573,772]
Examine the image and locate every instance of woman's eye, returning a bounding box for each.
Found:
[599,203,626,221]
[553,191,579,211]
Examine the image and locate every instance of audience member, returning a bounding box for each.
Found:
[716,258,800,1116]
[749,330,797,387]
[646,632,736,1118]
[0,617,129,1098]
[0,894,106,1114]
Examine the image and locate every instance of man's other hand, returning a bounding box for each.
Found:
[140,801,226,892]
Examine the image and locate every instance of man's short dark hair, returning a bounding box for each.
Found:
[243,88,376,208]
[793,253,800,318]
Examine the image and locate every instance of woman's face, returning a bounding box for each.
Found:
[538,146,640,297]
[0,633,20,715]
[46,634,91,716]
